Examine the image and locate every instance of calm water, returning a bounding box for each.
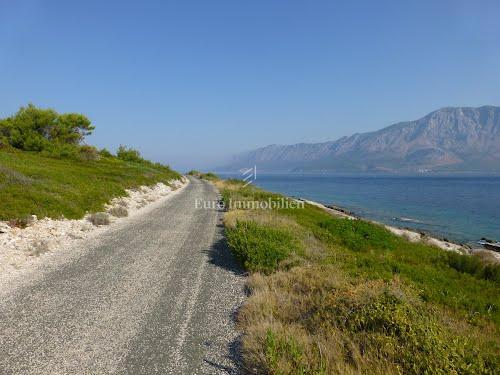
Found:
[220,173,500,244]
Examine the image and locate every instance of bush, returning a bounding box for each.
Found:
[40,143,79,159]
[108,206,128,218]
[319,218,397,252]
[447,252,500,282]
[0,104,94,152]
[117,145,143,163]
[226,220,299,273]
[88,212,110,226]
[79,145,100,161]
[99,148,113,157]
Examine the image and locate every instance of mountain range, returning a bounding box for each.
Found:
[220,106,500,173]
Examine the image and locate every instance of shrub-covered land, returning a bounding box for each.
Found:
[216,179,500,374]
[0,105,180,220]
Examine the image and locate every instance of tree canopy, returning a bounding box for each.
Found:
[0,104,94,151]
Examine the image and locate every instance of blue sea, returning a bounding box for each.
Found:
[219,173,500,245]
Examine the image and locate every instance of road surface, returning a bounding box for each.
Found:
[0,177,246,374]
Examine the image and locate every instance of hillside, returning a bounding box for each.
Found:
[0,150,180,221]
[0,105,180,221]
[222,106,500,172]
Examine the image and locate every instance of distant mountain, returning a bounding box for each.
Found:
[220,106,500,173]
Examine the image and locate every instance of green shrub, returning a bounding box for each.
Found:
[117,145,143,163]
[447,252,500,282]
[318,283,498,374]
[40,143,79,159]
[225,220,299,273]
[0,104,94,152]
[99,148,113,157]
[319,218,398,252]
[78,145,100,161]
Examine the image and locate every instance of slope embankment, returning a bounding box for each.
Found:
[0,149,184,275]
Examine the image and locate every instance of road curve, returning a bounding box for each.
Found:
[0,177,246,374]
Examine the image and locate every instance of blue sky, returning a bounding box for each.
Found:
[1,0,499,170]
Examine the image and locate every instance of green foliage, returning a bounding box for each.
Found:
[319,218,397,252]
[0,104,94,152]
[319,283,497,374]
[298,218,499,324]
[0,150,180,220]
[226,220,299,273]
[446,251,500,282]
[78,145,100,161]
[117,145,143,163]
[99,148,113,158]
[186,170,201,176]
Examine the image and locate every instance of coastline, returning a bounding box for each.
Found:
[298,198,500,264]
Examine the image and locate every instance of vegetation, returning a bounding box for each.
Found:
[0,105,180,221]
[216,179,500,374]
[226,220,301,274]
[0,104,93,154]
[187,170,220,181]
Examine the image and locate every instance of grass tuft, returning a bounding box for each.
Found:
[108,206,128,218]
[88,212,110,226]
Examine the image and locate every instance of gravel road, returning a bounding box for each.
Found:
[0,177,246,374]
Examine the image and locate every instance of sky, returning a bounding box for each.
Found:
[1,0,499,171]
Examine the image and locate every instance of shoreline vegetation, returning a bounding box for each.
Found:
[207,174,499,374]
[300,199,500,263]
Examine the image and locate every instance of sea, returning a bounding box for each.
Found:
[218,173,500,245]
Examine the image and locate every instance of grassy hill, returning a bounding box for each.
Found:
[0,149,180,221]
[0,105,180,222]
[216,179,500,374]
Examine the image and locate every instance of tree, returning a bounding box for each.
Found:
[53,113,94,144]
[0,104,94,151]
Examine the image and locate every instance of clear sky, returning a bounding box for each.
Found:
[1,0,499,170]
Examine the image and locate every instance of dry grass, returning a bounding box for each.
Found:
[27,239,55,257]
[108,206,128,218]
[88,212,110,226]
[239,267,498,374]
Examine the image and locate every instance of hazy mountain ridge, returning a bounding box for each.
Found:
[222,106,500,172]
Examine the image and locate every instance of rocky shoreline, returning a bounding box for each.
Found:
[299,198,500,264]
